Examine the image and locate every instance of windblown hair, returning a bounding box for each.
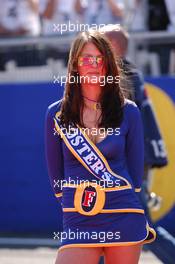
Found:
[59,30,125,129]
[101,25,135,101]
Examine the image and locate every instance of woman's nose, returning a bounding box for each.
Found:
[91,59,98,68]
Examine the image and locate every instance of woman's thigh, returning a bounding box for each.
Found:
[104,243,143,264]
[55,247,103,264]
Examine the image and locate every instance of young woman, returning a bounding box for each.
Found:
[45,30,156,264]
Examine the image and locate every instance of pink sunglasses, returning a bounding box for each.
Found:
[78,55,104,67]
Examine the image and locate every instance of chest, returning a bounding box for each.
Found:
[62,120,128,163]
[81,109,106,144]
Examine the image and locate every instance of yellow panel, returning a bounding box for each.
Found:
[145,83,175,221]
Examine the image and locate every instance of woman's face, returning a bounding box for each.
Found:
[77,42,107,85]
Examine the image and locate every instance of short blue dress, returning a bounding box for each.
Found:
[45,98,156,252]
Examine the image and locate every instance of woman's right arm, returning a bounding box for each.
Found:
[44,106,64,204]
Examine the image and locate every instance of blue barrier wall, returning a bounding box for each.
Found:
[0,82,64,236]
[0,77,174,236]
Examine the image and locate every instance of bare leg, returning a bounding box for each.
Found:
[104,243,143,264]
[55,247,104,264]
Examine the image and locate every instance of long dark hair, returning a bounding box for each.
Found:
[59,30,125,129]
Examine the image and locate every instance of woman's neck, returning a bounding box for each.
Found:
[83,96,102,111]
[81,84,101,102]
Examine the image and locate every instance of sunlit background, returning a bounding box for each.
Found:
[0,0,175,263]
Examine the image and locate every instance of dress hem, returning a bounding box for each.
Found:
[57,223,156,252]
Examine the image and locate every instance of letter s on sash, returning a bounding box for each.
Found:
[71,136,84,146]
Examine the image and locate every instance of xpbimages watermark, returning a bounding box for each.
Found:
[53,74,120,86]
[53,125,121,139]
[53,229,121,243]
[53,21,121,34]
[53,177,121,190]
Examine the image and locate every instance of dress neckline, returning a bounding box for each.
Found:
[95,134,109,146]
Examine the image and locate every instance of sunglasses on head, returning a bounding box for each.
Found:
[78,55,104,67]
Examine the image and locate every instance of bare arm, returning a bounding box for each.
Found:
[28,0,39,14]
[0,24,28,36]
[107,0,124,18]
[135,0,141,5]
[0,25,11,35]
[74,0,86,15]
[41,0,57,19]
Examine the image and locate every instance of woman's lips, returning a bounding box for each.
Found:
[86,72,99,75]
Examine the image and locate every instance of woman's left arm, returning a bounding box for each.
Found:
[44,105,65,204]
[125,103,144,193]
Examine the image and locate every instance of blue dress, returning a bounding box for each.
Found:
[45,98,156,251]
